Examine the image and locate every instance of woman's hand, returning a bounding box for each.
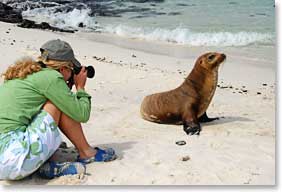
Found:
[74,67,87,90]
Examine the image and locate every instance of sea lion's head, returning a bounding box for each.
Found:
[196,52,226,71]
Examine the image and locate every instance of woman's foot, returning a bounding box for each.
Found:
[77,147,117,164]
[38,161,86,179]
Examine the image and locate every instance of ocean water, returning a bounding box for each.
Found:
[2,0,275,47]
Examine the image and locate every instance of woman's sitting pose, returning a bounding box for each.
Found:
[0,39,116,180]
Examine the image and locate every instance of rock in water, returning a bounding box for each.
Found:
[18,19,76,33]
[0,2,23,23]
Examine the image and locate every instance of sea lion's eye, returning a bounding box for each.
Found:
[208,54,216,62]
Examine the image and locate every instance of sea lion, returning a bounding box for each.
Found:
[140,52,226,135]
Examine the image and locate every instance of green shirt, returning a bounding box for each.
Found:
[0,68,91,134]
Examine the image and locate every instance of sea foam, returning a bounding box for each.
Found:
[22,8,99,30]
[19,4,274,47]
[103,24,274,47]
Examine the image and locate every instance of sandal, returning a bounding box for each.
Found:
[77,147,117,164]
[38,161,86,179]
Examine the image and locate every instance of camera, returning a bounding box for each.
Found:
[73,65,95,78]
[67,65,95,89]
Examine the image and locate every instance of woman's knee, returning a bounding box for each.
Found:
[42,100,61,125]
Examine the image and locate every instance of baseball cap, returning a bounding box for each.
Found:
[40,39,81,67]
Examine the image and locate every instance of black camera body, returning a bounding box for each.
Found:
[73,65,95,78]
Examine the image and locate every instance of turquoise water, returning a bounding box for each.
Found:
[5,0,275,46]
[96,0,275,46]
[96,0,275,33]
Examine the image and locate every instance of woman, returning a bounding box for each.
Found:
[0,39,116,180]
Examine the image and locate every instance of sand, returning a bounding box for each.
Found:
[0,21,275,185]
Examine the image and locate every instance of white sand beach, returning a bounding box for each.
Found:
[0,21,275,185]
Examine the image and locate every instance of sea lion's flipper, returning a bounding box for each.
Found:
[182,108,201,135]
[183,121,201,135]
[198,112,219,123]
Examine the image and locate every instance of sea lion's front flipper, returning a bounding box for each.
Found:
[182,108,201,135]
[198,112,219,123]
[183,121,201,135]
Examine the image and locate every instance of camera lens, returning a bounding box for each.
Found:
[73,66,95,78]
[86,66,95,78]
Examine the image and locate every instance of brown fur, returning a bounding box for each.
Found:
[140,52,226,128]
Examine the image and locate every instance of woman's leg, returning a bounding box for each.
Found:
[58,113,96,158]
[43,101,96,159]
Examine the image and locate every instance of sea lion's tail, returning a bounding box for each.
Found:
[140,96,162,123]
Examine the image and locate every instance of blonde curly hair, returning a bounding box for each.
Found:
[2,56,73,81]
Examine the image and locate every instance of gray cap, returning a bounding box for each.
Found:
[40,39,81,67]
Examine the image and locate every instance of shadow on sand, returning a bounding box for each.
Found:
[201,115,253,127]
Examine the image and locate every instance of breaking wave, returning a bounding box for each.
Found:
[103,24,274,46]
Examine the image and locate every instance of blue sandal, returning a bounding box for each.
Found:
[38,161,86,179]
[77,147,117,164]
